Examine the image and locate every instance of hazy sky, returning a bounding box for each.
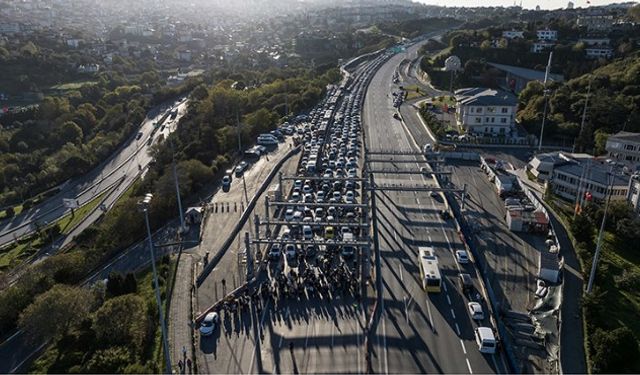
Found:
[414,0,634,10]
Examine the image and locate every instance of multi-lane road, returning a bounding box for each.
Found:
[364,41,509,374]
[0,98,188,250]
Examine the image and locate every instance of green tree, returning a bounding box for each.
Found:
[93,294,147,353]
[84,346,132,373]
[591,326,639,373]
[571,214,594,245]
[55,121,84,146]
[18,285,93,342]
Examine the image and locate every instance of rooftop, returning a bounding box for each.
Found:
[608,131,640,144]
[555,160,629,187]
[454,87,518,107]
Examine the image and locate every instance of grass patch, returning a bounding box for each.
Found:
[57,192,107,235]
[0,237,41,270]
[50,81,97,91]
[403,84,428,100]
[0,204,24,220]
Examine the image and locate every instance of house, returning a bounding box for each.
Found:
[577,14,615,31]
[627,174,640,215]
[606,131,640,166]
[551,160,630,203]
[487,62,564,94]
[454,87,518,137]
[0,23,20,35]
[77,64,100,73]
[537,29,558,41]
[585,48,613,59]
[532,41,555,53]
[528,151,594,180]
[502,30,524,39]
[66,38,81,48]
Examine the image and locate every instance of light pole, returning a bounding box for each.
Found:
[586,168,614,294]
[538,51,553,152]
[169,137,186,233]
[138,194,172,373]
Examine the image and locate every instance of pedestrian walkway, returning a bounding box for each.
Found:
[168,254,195,374]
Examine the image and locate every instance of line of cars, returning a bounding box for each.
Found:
[267,54,390,266]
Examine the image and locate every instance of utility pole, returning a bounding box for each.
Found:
[538,51,553,152]
[576,80,592,153]
[169,137,185,232]
[586,168,614,294]
[138,194,172,373]
[235,109,242,154]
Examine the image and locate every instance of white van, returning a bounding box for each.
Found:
[474,327,497,354]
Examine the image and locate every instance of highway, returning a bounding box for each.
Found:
[0,98,188,250]
[363,40,508,374]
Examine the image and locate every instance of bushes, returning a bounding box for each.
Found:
[590,326,639,373]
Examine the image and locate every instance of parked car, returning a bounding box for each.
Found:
[199,312,219,336]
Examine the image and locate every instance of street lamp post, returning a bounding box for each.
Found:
[586,169,614,294]
[169,138,185,233]
[538,51,553,152]
[138,194,172,373]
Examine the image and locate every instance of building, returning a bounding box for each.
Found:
[567,1,574,9]
[532,41,555,53]
[585,48,613,59]
[487,62,563,94]
[0,23,20,34]
[77,64,100,74]
[502,30,524,39]
[579,38,610,47]
[528,151,593,181]
[606,131,640,166]
[577,14,615,31]
[627,174,640,215]
[66,38,81,48]
[454,87,518,137]
[551,160,630,203]
[537,29,558,41]
[177,49,192,62]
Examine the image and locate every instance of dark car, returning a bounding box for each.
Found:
[459,273,473,293]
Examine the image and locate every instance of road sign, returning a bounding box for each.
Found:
[63,198,80,209]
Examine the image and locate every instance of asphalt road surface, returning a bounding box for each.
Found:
[363,40,508,374]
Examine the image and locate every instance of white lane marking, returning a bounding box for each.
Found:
[466,358,473,374]
[460,339,467,354]
[450,308,456,319]
[399,264,404,283]
[428,235,432,242]
[416,197,420,204]
[443,281,448,292]
[426,298,435,332]
[455,323,461,336]
[446,295,452,305]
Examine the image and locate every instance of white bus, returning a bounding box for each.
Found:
[418,246,441,293]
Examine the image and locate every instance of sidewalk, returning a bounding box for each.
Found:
[168,254,195,374]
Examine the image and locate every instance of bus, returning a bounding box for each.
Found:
[418,246,442,293]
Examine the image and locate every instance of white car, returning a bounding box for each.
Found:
[468,302,484,320]
[456,250,470,264]
[199,312,219,336]
[285,244,297,259]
